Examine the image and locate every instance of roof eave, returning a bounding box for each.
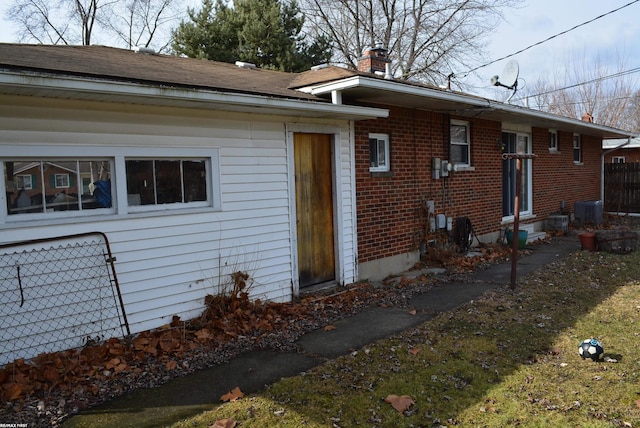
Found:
[0,70,389,121]
[305,76,636,140]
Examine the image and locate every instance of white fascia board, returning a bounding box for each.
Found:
[496,102,636,139]
[307,75,490,107]
[0,70,388,120]
[307,75,634,138]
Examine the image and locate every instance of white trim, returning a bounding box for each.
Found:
[285,123,346,295]
[1,145,222,224]
[302,75,633,139]
[368,132,390,172]
[0,71,389,121]
[450,119,471,167]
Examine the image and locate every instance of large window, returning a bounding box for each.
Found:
[369,133,390,172]
[502,132,532,218]
[3,154,216,220]
[450,120,470,166]
[4,160,113,215]
[125,159,207,206]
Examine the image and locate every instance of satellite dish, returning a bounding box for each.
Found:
[501,60,519,89]
[491,59,520,103]
[492,60,519,89]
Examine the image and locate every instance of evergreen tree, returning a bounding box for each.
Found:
[172,0,331,72]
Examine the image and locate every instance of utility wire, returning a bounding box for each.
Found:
[513,66,640,101]
[459,0,640,77]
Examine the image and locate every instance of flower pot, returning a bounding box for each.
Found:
[579,232,596,251]
[506,229,528,249]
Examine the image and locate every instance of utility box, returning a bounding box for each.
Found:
[574,200,603,227]
[546,215,569,232]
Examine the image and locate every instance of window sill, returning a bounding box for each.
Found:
[573,162,584,166]
[454,166,475,172]
[501,213,537,225]
[548,149,561,154]
[0,206,220,229]
[370,171,394,178]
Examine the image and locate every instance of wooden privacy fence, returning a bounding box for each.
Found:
[604,162,640,214]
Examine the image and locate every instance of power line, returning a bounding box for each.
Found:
[459,0,640,77]
[514,66,640,100]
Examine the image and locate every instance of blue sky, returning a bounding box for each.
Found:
[1,0,639,100]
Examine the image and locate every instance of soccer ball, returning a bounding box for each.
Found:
[578,338,604,361]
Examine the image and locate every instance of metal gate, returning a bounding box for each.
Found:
[0,232,129,365]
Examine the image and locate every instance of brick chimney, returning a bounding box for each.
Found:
[581,112,594,123]
[357,43,391,74]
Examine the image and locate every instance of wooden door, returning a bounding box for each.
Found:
[294,133,336,288]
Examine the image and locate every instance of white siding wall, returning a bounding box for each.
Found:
[0,96,357,336]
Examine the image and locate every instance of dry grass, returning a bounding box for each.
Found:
[174,249,640,428]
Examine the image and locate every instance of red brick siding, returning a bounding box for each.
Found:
[355,108,603,264]
[604,147,640,163]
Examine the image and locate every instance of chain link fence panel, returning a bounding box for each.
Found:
[0,232,129,366]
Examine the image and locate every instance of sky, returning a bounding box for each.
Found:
[465,0,640,100]
[0,0,639,102]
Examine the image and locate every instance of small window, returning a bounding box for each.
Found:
[55,174,70,188]
[612,156,625,164]
[450,120,470,166]
[549,129,558,151]
[125,159,208,206]
[4,160,113,216]
[16,174,33,190]
[573,134,581,163]
[369,133,390,172]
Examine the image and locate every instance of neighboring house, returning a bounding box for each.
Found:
[603,137,640,163]
[0,44,387,359]
[0,44,635,361]
[289,47,636,279]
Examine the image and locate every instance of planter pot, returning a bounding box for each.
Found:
[579,232,597,251]
[506,229,528,250]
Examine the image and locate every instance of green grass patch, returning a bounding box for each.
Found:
[173,250,640,427]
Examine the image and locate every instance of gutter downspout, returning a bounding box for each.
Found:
[601,137,631,203]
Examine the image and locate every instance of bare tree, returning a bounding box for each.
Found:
[522,51,639,132]
[5,0,183,50]
[298,0,523,85]
[101,0,183,51]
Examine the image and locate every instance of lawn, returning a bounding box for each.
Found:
[173,249,640,428]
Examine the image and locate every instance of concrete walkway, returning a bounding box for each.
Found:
[62,236,581,428]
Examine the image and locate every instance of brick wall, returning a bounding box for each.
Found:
[355,108,603,264]
[603,147,640,163]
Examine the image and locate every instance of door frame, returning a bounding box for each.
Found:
[286,123,346,296]
[501,125,533,222]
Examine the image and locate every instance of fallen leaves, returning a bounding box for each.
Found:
[384,394,415,413]
[210,418,236,428]
[220,387,244,402]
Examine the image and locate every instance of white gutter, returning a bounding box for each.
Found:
[0,71,389,120]
[307,75,491,108]
[601,137,631,202]
[306,75,632,137]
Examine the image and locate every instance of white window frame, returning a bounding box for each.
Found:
[502,131,533,222]
[369,133,390,172]
[573,134,582,164]
[124,157,213,213]
[54,173,70,189]
[1,146,221,224]
[450,120,471,167]
[548,129,558,152]
[16,174,33,190]
[612,156,625,164]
